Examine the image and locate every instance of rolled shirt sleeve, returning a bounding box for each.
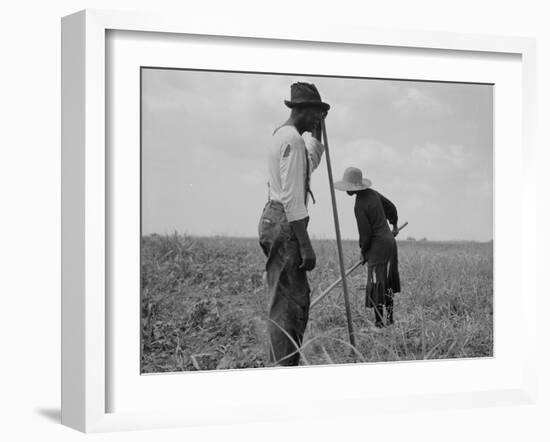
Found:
[304,134,325,172]
[280,136,308,222]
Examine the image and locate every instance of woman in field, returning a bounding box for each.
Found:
[334,167,401,328]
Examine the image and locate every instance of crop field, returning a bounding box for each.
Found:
[141,234,493,373]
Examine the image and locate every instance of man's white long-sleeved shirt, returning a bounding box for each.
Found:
[266,126,325,222]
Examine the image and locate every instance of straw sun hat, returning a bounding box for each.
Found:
[334,167,372,192]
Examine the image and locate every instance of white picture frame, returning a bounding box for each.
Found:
[61,9,537,433]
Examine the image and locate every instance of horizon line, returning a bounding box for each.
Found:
[141,232,494,243]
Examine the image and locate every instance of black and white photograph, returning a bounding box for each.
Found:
[4,0,549,438]
[140,68,493,372]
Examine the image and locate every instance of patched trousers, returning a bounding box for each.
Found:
[258,201,310,366]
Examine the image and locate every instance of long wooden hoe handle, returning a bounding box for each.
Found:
[321,119,356,348]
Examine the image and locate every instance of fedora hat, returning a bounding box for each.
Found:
[334,167,372,192]
[284,82,330,111]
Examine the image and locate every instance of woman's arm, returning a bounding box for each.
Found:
[377,191,398,232]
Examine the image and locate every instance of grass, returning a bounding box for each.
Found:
[141,233,493,373]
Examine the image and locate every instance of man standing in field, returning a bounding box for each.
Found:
[258,82,329,366]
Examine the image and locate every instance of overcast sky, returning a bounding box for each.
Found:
[141,68,493,241]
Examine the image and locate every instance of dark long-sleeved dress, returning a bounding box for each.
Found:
[354,189,401,307]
